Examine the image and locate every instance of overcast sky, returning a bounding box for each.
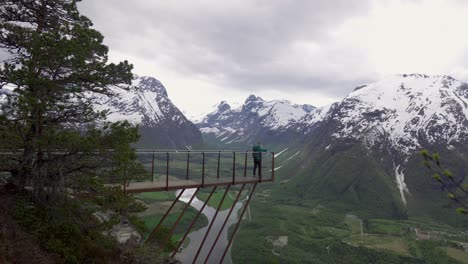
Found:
[78,0,468,119]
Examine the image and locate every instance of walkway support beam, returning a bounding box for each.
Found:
[204,184,246,264]
[163,188,200,248]
[145,189,186,243]
[193,185,232,263]
[220,183,258,263]
[171,187,218,258]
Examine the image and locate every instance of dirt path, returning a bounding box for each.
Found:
[0,186,57,264]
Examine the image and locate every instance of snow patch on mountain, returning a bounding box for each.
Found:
[275,148,289,157]
[260,100,311,129]
[199,127,222,135]
[282,151,301,164]
[243,96,313,129]
[274,165,285,171]
[394,164,410,204]
[0,84,15,106]
[298,103,337,133]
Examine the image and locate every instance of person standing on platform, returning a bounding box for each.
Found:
[252,141,267,177]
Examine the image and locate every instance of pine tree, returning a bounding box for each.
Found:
[0,0,134,202]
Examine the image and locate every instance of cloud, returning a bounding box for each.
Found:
[74,0,468,116]
[335,0,468,78]
[3,0,467,118]
[78,0,374,97]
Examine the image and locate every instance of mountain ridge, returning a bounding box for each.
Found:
[198,73,468,223]
[93,75,203,148]
[0,75,203,149]
[198,94,315,145]
[200,73,468,154]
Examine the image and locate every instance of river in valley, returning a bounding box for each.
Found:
[174,188,244,264]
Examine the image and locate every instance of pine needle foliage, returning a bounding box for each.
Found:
[0,0,136,202]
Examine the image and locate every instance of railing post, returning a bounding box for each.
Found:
[243,151,248,177]
[232,152,236,184]
[271,152,275,182]
[259,157,262,183]
[186,151,190,180]
[146,189,186,243]
[166,152,169,190]
[202,152,205,187]
[217,151,221,179]
[151,151,155,182]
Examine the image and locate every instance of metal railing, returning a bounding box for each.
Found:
[125,150,275,193]
[0,149,275,193]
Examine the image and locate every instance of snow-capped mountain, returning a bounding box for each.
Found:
[307,74,468,155]
[202,74,467,153]
[202,74,468,222]
[198,95,315,144]
[0,77,202,149]
[284,74,468,221]
[92,76,202,148]
[0,76,202,148]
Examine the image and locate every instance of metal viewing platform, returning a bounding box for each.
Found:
[127,150,275,264]
[122,150,275,193]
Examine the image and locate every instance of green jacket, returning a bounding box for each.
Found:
[252,145,267,160]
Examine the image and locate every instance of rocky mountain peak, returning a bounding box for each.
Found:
[133,76,168,97]
[244,94,263,103]
[323,74,468,156]
[302,104,316,113]
[353,85,367,91]
[216,101,231,113]
[93,75,201,148]
[294,74,468,208]
[0,75,202,148]
[198,94,316,144]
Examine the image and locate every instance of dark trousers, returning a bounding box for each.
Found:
[253,159,262,176]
